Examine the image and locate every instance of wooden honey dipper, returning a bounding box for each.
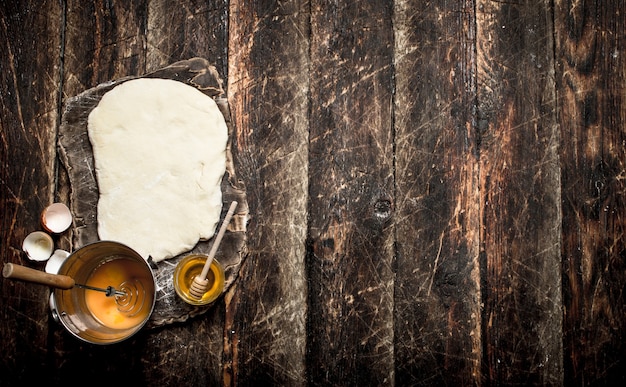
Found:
[189,200,238,299]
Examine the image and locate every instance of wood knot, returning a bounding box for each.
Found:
[363,197,393,233]
[373,199,392,220]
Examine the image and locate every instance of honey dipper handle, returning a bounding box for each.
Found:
[199,201,238,281]
[2,263,75,290]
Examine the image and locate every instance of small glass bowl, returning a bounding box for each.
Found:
[173,254,225,305]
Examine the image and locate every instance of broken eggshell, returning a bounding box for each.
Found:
[45,249,70,274]
[41,202,72,234]
[22,231,54,261]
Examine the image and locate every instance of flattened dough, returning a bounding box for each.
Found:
[87,78,228,262]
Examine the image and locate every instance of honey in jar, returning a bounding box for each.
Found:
[173,254,225,305]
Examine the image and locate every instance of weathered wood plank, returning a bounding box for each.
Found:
[58,2,234,385]
[0,1,62,384]
[226,0,309,384]
[476,0,563,384]
[145,2,230,384]
[147,0,228,76]
[46,2,165,385]
[61,0,147,95]
[306,1,395,385]
[393,1,481,385]
[555,0,626,384]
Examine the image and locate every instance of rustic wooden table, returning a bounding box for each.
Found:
[1,1,625,385]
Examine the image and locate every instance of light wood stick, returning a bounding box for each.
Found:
[3,263,75,290]
[189,200,238,298]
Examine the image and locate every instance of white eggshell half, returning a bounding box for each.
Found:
[45,249,70,274]
[22,231,54,261]
[41,203,72,234]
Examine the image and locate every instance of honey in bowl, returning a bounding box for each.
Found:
[174,254,225,305]
[84,258,154,329]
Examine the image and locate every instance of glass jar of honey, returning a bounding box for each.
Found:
[173,254,225,305]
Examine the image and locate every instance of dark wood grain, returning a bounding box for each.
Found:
[59,1,231,383]
[226,0,309,384]
[556,0,626,385]
[0,1,62,384]
[145,8,232,384]
[62,0,147,94]
[393,1,481,385]
[61,2,219,385]
[307,1,395,385]
[476,0,563,384]
[44,2,161,385]
[142,4,230,383]
[146,0,228,77]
